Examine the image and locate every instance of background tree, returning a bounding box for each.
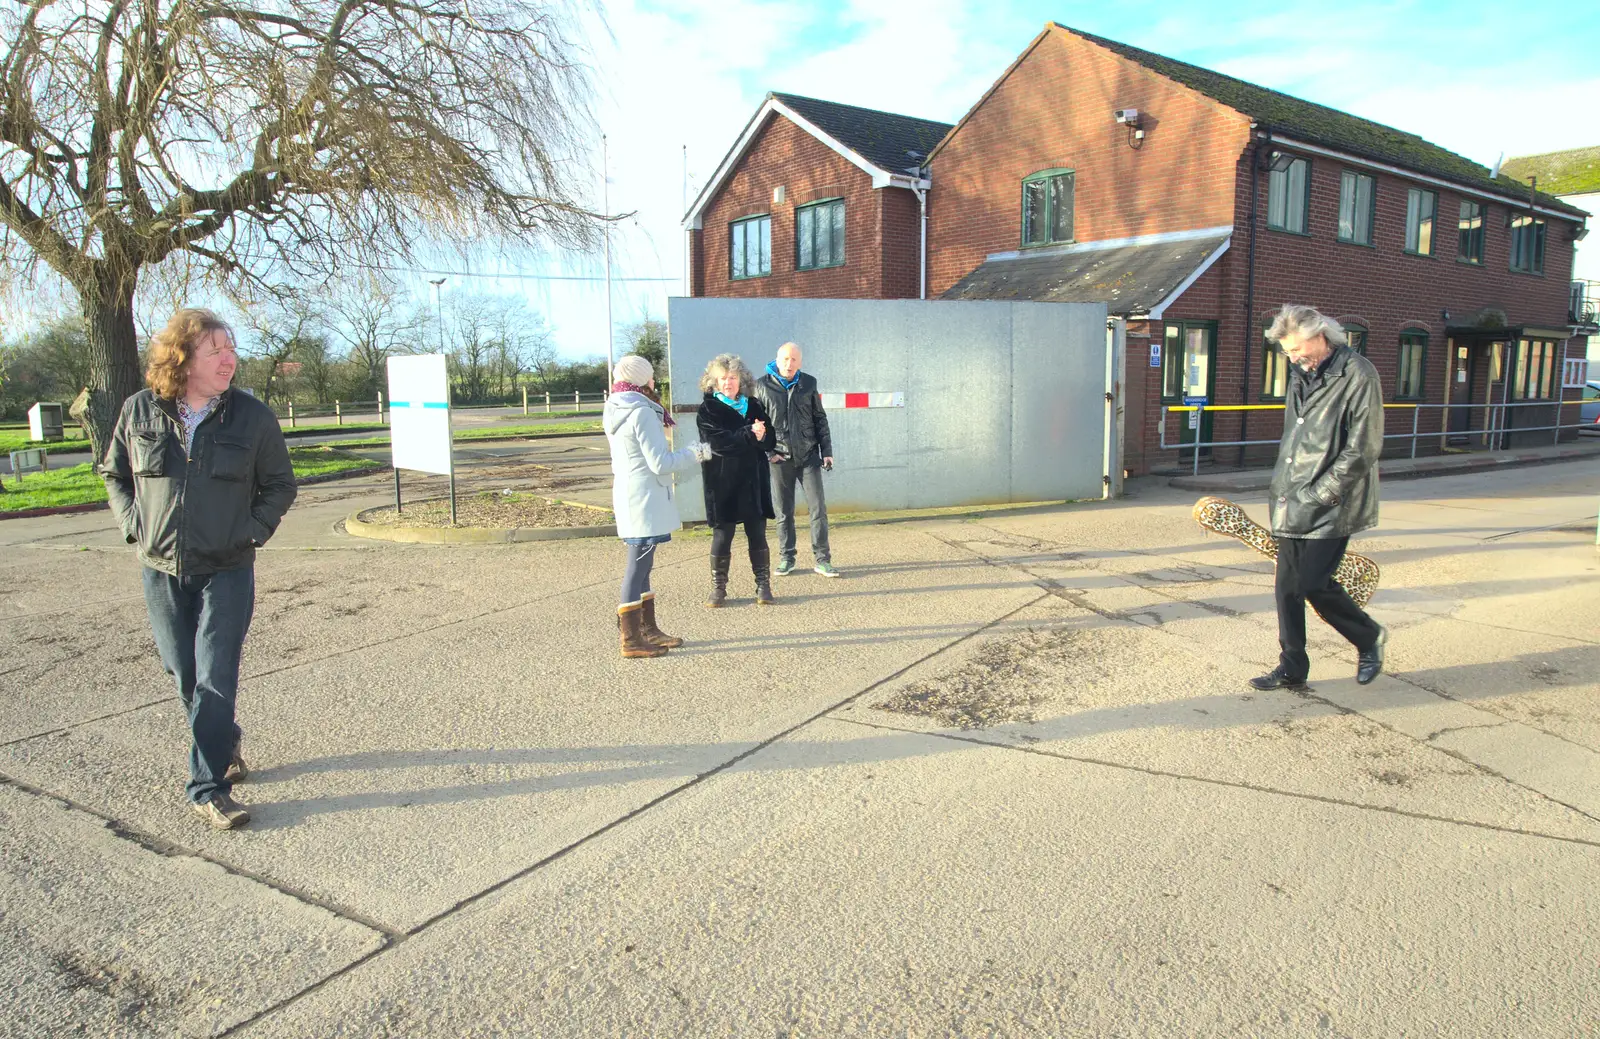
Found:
[240,294,323,408]
[622,305,669,396]
[327,278,421,403]
[0,0,600,458]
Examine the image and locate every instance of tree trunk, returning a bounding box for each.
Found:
[80,280,144,465]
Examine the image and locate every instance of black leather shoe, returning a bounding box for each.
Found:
[1356,625,1388,685]
[1249,666,1307,691]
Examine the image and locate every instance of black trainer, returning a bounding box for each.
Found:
[1357,625,1389,685]
[1249,666,1308,691]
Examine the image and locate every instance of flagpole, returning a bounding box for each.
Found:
[603,133,614,385]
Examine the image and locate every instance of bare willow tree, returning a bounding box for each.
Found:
[0,0,601,458]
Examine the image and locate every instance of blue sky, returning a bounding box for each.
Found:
[502,0,1598,358]
[9,1,1597,358]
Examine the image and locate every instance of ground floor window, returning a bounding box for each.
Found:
[1397,331,1427,399]
[1261,329,1287,399]
[1513,339,1557,400]
[1161,322,1216,401]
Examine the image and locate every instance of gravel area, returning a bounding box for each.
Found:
[358,491,612,529]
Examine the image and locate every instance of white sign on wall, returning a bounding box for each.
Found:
[386,354,452,475]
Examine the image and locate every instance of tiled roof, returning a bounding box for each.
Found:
[1501,146,1600,199]
[770,92,953,175]
[941,232,1231,316]
[1059,26,1588,219]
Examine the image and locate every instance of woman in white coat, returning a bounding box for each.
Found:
[604,354,711,658]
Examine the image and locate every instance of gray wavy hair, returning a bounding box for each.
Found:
[699,352,754,395]
[1266,304,1348,348]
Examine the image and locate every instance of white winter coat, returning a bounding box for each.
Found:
[604,391,703,539]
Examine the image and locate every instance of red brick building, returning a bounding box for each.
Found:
[684,93,951,300]
[688,27,1594,475]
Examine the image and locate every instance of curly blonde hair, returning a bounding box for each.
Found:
[145,308,236,400]
[699,353,754,396]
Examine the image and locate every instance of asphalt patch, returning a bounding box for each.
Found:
[872,627,1079,729]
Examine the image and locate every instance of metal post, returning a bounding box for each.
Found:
[335,400,342,426]
[1193,406,1202,477]
[574,390,580,410]
[288,402,295,428]
[603,133,614,385]
[522,386,529,415]
[377,391,384,423]
[448,468,457,526]
[394,468,402,514]
[545,391,551,414]
[1410,405,1420,459]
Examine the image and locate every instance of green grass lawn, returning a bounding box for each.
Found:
[0,428,93,456]
[0,448,381,513]
[319,418,603,450]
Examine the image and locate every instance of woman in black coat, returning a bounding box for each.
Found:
[697,353,777,606]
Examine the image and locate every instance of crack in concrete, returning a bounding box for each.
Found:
[1423,722,1510,743]
[834,715,1600,852]
[936,519,1600,829]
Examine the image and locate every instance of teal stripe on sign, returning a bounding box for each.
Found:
[389,401,449,408]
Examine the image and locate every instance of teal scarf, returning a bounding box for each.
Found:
[714,392,748,416]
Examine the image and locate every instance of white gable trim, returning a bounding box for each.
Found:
[682,96,929,230]
[1141,235,1231,320]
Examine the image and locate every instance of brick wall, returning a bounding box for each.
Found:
[927,27,1251,297]
[692,113,921,299]
[1135,146,1584,474]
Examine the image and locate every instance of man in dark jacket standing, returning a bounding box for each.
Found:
[1251,305,1387,691]
[102,309,296,830]
[754,341,838,577]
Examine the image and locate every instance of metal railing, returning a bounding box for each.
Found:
[266,390,609,427]
[1160,400,1593,476]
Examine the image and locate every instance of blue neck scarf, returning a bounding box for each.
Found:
[766,360,800,390]
[714,391,748,416]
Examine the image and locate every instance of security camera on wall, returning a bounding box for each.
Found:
[1114,108,1140,125]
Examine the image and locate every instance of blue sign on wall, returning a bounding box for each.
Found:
[1149,342,1161,368]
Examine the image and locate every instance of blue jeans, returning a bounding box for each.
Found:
[142,566,256,804]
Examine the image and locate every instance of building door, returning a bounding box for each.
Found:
[1447,343,1477,440]
[1162,321,1217,456]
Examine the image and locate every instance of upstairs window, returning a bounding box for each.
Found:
[1510,215,1546,274]
[1405,188,1436,255]
[1397,330,1427,399]
[1267,154,1310,234]
[1458,201,1485,264]
[1337,171,1375,245]
[1021,169,1074,246]
[730,215,771,280]
[796,198,845,271]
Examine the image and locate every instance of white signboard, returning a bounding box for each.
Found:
[387,354,452,475]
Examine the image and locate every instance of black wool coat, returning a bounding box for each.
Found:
[697,393,776,525]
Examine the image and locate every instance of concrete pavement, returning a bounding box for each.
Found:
[1,451,1597,1037]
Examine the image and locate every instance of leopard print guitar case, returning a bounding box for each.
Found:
[1191,496,1379,607]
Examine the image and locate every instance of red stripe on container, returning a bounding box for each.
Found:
[844,392,869,409]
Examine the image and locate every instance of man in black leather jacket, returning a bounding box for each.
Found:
[102,309,296,830]
[1251,305,1387,691]
[754,342,838,577]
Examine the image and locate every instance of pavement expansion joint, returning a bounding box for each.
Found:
[217,586,1057,1038]
[929,518,1600,829]
[0,767,399,938]
[834,715,1600,851]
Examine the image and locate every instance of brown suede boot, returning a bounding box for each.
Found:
[639,593,683,648]
[618,602,668,658]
